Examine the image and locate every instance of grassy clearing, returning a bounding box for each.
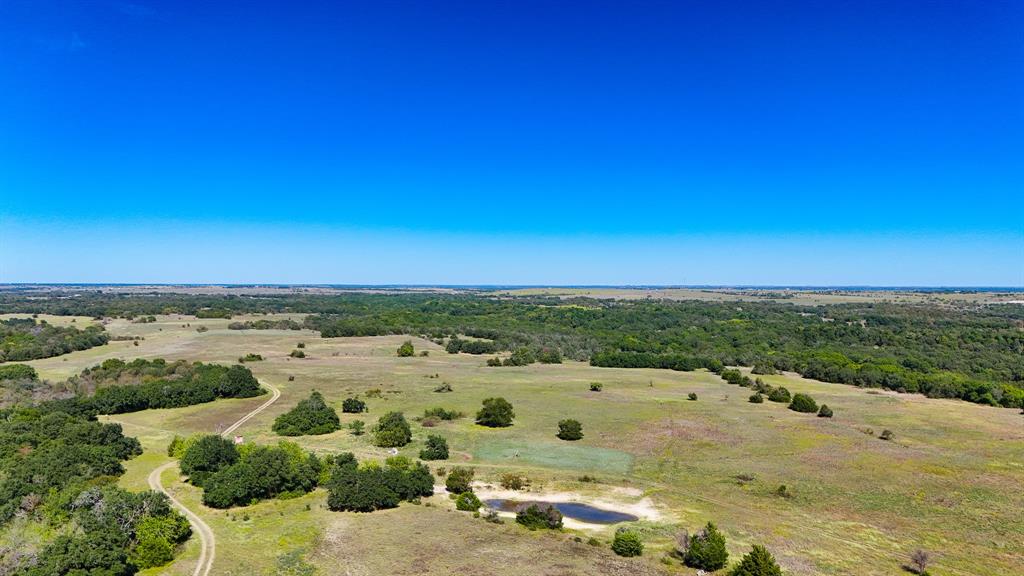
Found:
[19,315,1024,575]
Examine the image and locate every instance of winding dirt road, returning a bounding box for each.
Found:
[147,380,281,576]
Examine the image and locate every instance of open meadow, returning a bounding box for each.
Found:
[15,314,1024,576]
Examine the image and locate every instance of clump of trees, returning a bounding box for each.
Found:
[446,336,499,355]
[273,391,341,436]
[611,529,643,557]
[188,440,323,508]
[373,412,412,447]
[179,435,239,486]
[682,522,729,571]
[228,319,302,330]
[729,545,783,576]
[516,504,563,530]
[342,397,367,413]
[476,397,514,427]
[397,341,415,357]
[419,435,449,460]
[537,348,562,364]
[0,318,109,362]
[326,454,433,512]
[788,393,818,413]
[0,363,37,381]
[556,419,583,441]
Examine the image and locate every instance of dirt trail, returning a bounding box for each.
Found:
[147,379,281,576]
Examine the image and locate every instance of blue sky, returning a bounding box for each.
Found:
[1,0,1021,285]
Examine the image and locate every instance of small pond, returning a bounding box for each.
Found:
[484,499,639,524]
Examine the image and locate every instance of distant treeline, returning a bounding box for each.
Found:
[0,317,109,362]
[1,291,1021,408]
[228,319,303,330]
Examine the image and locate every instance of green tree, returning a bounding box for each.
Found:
[180,435,239,486]
[730,545,783,576]
[445,466,474,494]
[419,434,449,460]
[767,387,791,403]
[788,393,818,413]
[684,522,728,571]
[342,397,367,413]
[476,397,515,427]
[455,491,481,511]
[556,419,584,441]
[397,341,415,357]
[373,412,412,447]
[611,530,644,557]
[272,391,341,436]
[818,404,833,418]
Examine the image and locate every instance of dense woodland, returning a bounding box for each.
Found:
[1,290,1021,408]
[0,318,108,362]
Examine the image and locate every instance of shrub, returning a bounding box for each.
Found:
[751,362,777,375]
[730,545,782,576]
[397,341,415,357]
[499,472,528,490]
[433,382,453,392]
[455,491,481,511]
[289,349,305,358]
[423,407,463,420]
[486,357,503,367]
[908,549,931,575]
[0,363,37,380]
[516,504,562,530]
[537,348,562,364]
[749,393,764,403]
[342,397,367,413]
[272,391,341,436]
[296,342,305,348]
[788,393,818,413]
[688,392,698,401]
[683,521,728,571]
[180,435,239,485]
[611,530,643,557]
[419,435,449,460]
[880,429,894,441]
[556,419,584,441]
[238,353,263,363]
[476,397,515,427]
[503,348,536,366]
[767,387,791,403]
[349,420,365,436]
[818,404,833,418]
[373,412,412,447]
[589,382,603,392]
[445,467,474,494]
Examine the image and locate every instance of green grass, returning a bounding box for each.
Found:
[16,314,1024,576]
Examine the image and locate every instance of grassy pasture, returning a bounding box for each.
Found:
[17,315,1024,575]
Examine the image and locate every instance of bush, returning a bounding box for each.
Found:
[749,393,764,403]
[296,342,305,348]
[272,391,341,436]
[0,363,37,380]
[499,472,528,490]
[290,349,305,358]
[688,392,698,401]
[788,393,818,413]
[455,491,481,511]
[589,382,603,392]
[537,348,562,364]
[767,387,791,403]
[683,521,728,571]
[476,397,515,427]
[516,504,562,530]
[238,353,263,363]
[445,467,474,494]
[880,429,894,441]
[180,435,239,485]
[556,419,584,441]
[419,435,449,460]
[611,530,643,557]
[486,357,503,367]
[397,341,415,357]
[818,404,833,418]
[373,412,412,447]
[730,545,783,576]
[423,407,463,420]
[433,382,453,393]
[342,397,367,413]
[349,420,365,436]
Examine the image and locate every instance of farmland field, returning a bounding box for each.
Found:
[11,313,1022,576]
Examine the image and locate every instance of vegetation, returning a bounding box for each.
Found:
[730,545,783,576]
[767,387,792,403]
[476,397,515,427]
[397,341,415,357]
[683,522,729,571]
[749,392,764,403]
[325,454,433,512]
[818,404,834,417]
[419,434,449,460]
[455,491,481,511]
[788,393,819,413]
[611,530,643,557]
[688,392,698,401]
[373,411,412,447]
[422,406,463,420]
[515,504,563,530]
[228,318,302,330]
[556,419,583,441]
[499,472,529,490]
[290,349,306,358]
[239,353,263,362]
[342,397,367,413]
[444,467,474,494]
[589,382,603,392]
[200,441,323,508]
[179,434,239,486]
[0,317,108,362]
[0,363,37,381]
[348,420,365,436]
[272,391,341,436]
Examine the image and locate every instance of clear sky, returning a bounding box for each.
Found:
[1,0,1021,286]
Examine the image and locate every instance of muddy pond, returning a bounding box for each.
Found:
[484,499,639,524]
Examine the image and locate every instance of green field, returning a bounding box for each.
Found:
[18,314,1024,576]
